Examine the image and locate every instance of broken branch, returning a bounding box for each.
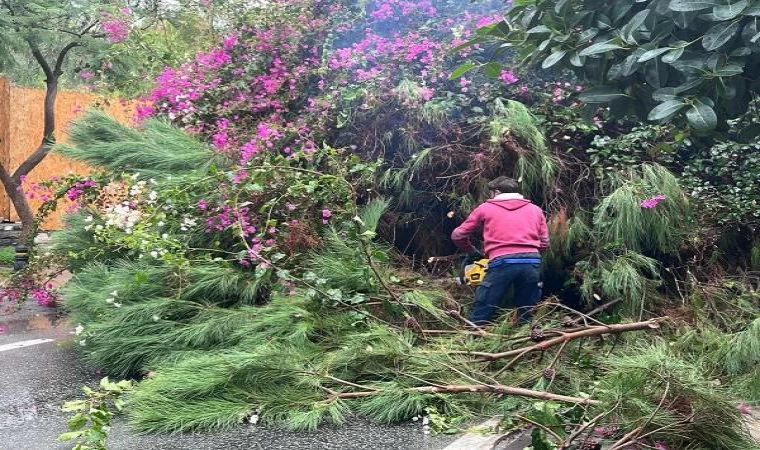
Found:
[332,384,601,405]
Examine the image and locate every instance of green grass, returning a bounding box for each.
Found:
[0,246,15,266]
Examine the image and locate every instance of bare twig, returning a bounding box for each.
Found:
[445,309,487,336]
[515,414,562,441]
[331,384,601,405]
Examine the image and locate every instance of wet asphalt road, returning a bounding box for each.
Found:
[0,303,459,450]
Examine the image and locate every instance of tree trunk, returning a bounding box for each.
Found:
[3,76,59,238]
[0,166,35,236]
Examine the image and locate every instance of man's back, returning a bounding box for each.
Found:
[451,196,549,259]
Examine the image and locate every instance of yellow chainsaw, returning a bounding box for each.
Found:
[460,257,489,286]
[427,252,489,286]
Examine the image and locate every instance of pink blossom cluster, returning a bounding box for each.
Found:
[31,287,58,307]
[100,10,131,44]
[499,69,519,85]
[369,0,437,21]
[0,277,57,308]
[640,194,666,209]
[66,178,98,202]
[551,81,584,103]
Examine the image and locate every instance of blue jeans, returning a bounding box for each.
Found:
[471,261,542,325]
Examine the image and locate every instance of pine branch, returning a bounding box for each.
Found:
[452,318,666,362]
[332,384,600,405]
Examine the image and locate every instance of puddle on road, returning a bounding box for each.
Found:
[0,308,70,337]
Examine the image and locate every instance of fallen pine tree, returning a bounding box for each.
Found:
[1,114,745,450]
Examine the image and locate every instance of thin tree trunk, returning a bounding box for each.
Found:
[0,164,34,236]
[7,76,58,237]
[0,40,79,237]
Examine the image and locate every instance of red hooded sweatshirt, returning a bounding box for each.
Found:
[451,194,549,259]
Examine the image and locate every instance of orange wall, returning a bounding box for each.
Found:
[0,78,134,229]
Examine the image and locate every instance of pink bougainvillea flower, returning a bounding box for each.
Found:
[737,403,753,414]
[100,13,130,43]
[653,442,669,450]
[322,209,332,219]
[640,194,666,209]
[499,69,519,85]
[80,70,95,80]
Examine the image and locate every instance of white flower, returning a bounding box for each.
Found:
[74,324,84,335]
[84,215,94,222]
[412,416,419,422]
[422,416,430,426]
[79,339,87,346]
[161,233,169,239]
[113,302,122,308]
[84,225,93,231]
[249,414,259,425]
[105,298,115,304]
[157,221,165,227]
[95,225,104,231]
[149,178,157,185]
[152,315,160,322]
[150,251,159,258]
[149,191,158,201]
[110,291,118,297]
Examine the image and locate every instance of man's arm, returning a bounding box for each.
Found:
[451,207,483,253]
[538,211,550,250]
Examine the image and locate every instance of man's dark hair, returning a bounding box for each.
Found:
[488,176,521,194]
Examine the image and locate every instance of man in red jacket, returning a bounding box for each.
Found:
[451,176,549,325]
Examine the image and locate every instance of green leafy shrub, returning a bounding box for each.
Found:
[480,0,760,131]
[59,377,133,450]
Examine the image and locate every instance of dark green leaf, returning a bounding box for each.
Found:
[730,46,752,56]
[577,28,599,42]
[686,102,718,129]
[638,47,672,62]
[703,21,741,51]
[745,4,760,15]
[449,37,487,54]
[579,42,625,56]
[645,58,670,87]
[449,62,476,79]
[662,47,685,62]
[527,25,552,34]
[714,63,745,76]
[542,49,568,68]
[622,10,651,41]
[713,0,748,20]
[669,0,719,11]
[579,87,628,103]
[483,62,502,78]
[612,2,634,24]
[652,87,680,101]
[648,99,686,120]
